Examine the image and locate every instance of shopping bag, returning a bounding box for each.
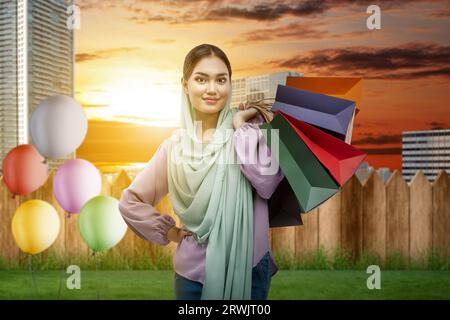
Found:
[286,76,362,113]
[260,114,340,213]
[242,100,303,227]
[271,84,356,141]
[275,110,366,186]
[285,76,362,143]
[268,177,303,228]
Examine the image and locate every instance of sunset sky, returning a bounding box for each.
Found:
[74,0,450,170]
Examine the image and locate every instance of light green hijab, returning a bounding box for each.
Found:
[167,86,254,300]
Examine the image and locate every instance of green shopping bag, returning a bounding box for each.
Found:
[260,114,339,213]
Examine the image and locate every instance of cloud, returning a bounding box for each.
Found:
[407,27,435,34]
[267,42,450,80]
[77,0,117,10]
[429,7,450,18]
[372,67,450,79]
[226,21,366,46]
[77,0,145,10]
[349,131,403,155]
[226,23,327,46]
[76,0,449,25]
[86,0,328,24]
[153,38,176,44]
[426,121,450,130]
[360,147,402,155]
[352,133,402,145]
[76,47,140,63]
[205,1,328,21]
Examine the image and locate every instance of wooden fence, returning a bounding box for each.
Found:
[1,169,449,265]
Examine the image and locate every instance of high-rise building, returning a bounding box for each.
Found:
[402,129,450,182]
[231,71,303,108]
[355,161,392,184]
[355,161,373,183]
[0,0,75,170]
[376,167,392,183]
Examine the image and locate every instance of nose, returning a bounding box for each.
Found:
[206,80,217,95]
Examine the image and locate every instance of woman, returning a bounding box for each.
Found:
[119,44,284,300]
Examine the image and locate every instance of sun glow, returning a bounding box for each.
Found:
[78,79,182,127]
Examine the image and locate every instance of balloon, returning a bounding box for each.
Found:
[79,196,127,252]
[30,95,87,159]
[54,159,102,213]
[2,144,48,196]
[12,200,60,255]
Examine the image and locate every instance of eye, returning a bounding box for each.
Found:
[217,78,227,84]
[195,77,206,83]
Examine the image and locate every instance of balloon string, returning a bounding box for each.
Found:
[28,255,38,299]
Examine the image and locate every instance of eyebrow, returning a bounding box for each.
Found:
[194,72,228,77]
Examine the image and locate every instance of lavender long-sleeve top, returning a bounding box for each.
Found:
[118,114,284,284]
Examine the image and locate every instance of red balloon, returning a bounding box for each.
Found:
[2,144,48,196]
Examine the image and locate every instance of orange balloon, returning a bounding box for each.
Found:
[2,144,48,196]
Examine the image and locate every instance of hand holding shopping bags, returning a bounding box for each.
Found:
[252,80,367,227]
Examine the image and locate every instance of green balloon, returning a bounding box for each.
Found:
[79,195,127,252]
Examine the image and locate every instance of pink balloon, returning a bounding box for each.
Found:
[53,159,102,213]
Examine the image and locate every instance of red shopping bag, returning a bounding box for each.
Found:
[275,110,367,186]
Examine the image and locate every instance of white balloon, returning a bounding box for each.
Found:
[31,95,87,159]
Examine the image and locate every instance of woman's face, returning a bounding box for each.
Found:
[182,55,230,115]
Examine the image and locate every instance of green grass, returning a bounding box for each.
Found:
[270,270,450,300]
[0,250,174,271]
[272,247,450,271]
[1,247,448,271]
[1,248,448,300]
[0,270,449,300]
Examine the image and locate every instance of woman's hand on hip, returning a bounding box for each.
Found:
[167,226,193,243]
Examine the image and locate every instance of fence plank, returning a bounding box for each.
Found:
[101,174,112,196]
[1,167,449,268]
[17,178,45,264]
[271,226,296,257]
[155,195,178,257]
[386,170,410,258]
[295,209,319,259]
[110,170,131,199]
[39,172,66,256]
[363,171,386,261]
[65,212,89,260]
[410,171,433,262]
[318,192,341,256]
[432,171,450,258]
[111,170,134,257]
[340,175,363,260]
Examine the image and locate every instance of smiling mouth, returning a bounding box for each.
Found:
[203,98,219,104]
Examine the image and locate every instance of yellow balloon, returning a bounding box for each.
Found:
[11,200,60,255]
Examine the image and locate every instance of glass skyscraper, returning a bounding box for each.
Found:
[0,0,74,170]
[402,129,450,182]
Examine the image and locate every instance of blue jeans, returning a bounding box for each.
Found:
[174,251,271,300]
